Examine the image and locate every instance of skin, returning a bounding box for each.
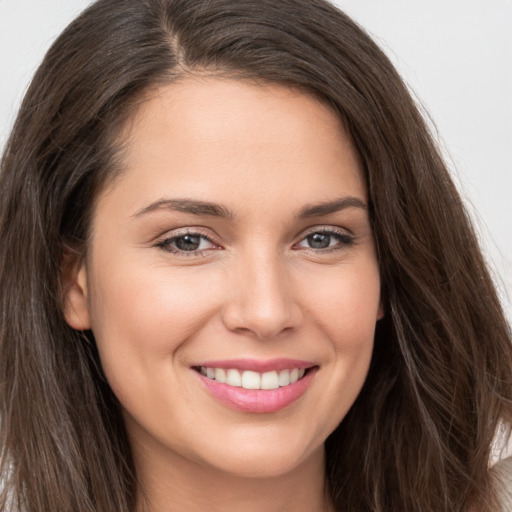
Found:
[64,77,382,512]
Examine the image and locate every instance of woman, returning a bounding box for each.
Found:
[0,0,511,511]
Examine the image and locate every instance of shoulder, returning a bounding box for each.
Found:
[491,456,512,511]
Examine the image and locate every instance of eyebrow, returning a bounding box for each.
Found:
[132,196,367,220]
[132,198,233,219]
[297,197,367,218]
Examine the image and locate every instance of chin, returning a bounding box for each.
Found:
[198,432,324,479]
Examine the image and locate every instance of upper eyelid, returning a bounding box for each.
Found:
[155,232,219,256]
[154,225,353,248]
[295,225,354,239]
[302,227,351,236]
[155,227,220,243]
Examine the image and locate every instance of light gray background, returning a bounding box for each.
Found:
[1,0,511,322]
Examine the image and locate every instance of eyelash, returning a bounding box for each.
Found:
[155,230,218,257]
[155,227,355,256]
[293,228,355,253]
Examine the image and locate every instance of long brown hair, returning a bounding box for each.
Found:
[1,1,511,510]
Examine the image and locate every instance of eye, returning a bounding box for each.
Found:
[295,229,354,251]
[156,232,218,254]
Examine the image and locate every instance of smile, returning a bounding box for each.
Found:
[197,366,307,390]
[193,359,318,413]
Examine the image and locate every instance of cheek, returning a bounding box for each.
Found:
[302,260,381,346]
[92,258,218,335]
[302,259,379,391]
[87,258,223,389]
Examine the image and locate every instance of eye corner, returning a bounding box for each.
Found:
[155,230,222,256]
[293,227,356,252]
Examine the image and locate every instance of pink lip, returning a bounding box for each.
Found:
[194,358,315,373]
[195,365,318,414]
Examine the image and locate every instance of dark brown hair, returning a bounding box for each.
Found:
[1,0,511,510]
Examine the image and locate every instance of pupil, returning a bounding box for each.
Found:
[176,235,201,251]
[308,233,330,249]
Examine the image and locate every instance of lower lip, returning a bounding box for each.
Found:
[196,368,317,413]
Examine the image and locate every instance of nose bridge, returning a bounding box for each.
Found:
[222,245,301,339]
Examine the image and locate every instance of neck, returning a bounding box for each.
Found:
[132,434,333,512]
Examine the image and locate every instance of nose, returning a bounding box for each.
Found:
[221,251,303,340]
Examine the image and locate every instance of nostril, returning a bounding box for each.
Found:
[220,277,303,340]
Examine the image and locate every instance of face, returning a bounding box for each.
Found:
[65,78,382,480]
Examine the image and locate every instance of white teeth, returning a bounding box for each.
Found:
[261,371,279,390]
[289,368,299,384]
[199,366,308,389]
[278,369,290,386]
[226,369,242,387]
[241,370,261,389]
[214,368,226,383]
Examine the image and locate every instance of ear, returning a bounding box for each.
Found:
[61,253,91,330]
[377,302,385,321]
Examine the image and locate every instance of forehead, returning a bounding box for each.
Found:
[98,77,365,217]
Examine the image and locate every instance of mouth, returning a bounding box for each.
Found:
[193,366,309,390]
[192,359,318,413]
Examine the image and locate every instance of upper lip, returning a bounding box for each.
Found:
[193,358,316,373]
